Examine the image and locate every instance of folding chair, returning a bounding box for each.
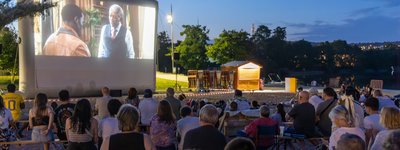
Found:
[255,125,277,150]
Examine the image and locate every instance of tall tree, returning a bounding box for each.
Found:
[0,27,18,75]
[175,25,210,70]
[0,0,56,29]
[272,26,286,41]
[206,30,251,64]
[157,31,172,72]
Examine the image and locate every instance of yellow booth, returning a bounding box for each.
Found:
[221,61,262,90]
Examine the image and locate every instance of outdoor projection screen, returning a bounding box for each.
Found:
[19,0,158,98]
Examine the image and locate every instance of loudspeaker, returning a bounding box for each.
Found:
[173,52,180,60]
[110,89,122,97]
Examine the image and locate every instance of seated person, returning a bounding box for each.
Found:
[244,105,278,148]
[250,101,260,109]
[224,137,256,150]
[286,91,316,137]
[233,90,251,110]
[336,133,366,150]
[229,101,239,112]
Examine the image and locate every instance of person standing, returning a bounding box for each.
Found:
[138,89,158,126]
[0,96,15,150]
[164,88,181,120]
[29,93,54,150]
[316,87,338,137]
[98,4,134,59]
[54,90,76,141]
[42,4,90,57]
[95,87,112,121]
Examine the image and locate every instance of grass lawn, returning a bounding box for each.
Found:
[0,76,18,89]
[156,77,190,93]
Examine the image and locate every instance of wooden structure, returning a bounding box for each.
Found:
[188,70,231,90]
[221,61,262,90]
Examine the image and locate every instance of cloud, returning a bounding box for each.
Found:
[286,15,400,43]
[351,6,381,17]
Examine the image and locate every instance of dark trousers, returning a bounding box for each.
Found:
[68,141,97,150]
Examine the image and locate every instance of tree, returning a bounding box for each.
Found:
[0,0,56,29]
[157,31,172,72]
[0,27,18,75]
[175,25,210,70]
[272,26,286,41]
[251,25,271,46]
[206,30,251,64]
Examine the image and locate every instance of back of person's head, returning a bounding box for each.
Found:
[224,137,256,150]
[383,130,400,150]
[34,93,48,117]
[277,103,286,122]
[297,87,303,92]
[199,104,219,125]
[199,100,206,109]
[345,86,355,96]
[71,99,92,133]
[251,101,259,108]
[380,107,400,129]
[51,102,58,110]
[61,4,83,22]
[336,133,366,150]
[117,104,139,132]
[127,87,138,99]
[58,90,70,102]
[230,101,238,111]
[180,106,192,118]
[108,99,122,117]
[101,87,110,96]
[299,91,310,103]
[6,84,16,93]
[309,87,319,95]
[157,100,175,124]
[364,97,379,111]
[235,90,243,97]
[143,89,153,98]
[259,105,270,118]
[166,87,175,97]
[373,89,383,97]
[323,87,337,99]
[329,105,354,127]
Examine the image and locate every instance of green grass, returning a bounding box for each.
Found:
[0,76,18,89]
[156,77,190,93]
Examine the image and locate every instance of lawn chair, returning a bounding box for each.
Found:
[255,125,277,150]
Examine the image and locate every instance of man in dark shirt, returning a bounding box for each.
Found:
[183,104,226,150]
[54,90,75,140]
[316,87,338,137]
[287,91,316,137]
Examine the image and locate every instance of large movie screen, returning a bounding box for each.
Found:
[35,0,156,59]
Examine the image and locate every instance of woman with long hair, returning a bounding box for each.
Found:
[29,93,54,150]
[65,99,98,150]
[125,87,140,107]
[149,100,177,150]
[271,103,286,125]
[0,96,14,150]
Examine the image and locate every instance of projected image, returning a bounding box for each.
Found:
[36,0,156,59]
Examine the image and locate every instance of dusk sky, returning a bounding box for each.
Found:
[157,0,400,43]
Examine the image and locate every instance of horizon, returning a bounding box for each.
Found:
[157,0,400,43]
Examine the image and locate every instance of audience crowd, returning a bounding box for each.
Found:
[0,83,399,150]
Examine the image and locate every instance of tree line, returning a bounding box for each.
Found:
[157,25,400,79]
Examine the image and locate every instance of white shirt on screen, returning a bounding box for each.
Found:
[98,23,135,58]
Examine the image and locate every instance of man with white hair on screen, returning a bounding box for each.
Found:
[98,4,134,59]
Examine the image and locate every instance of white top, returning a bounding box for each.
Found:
[235,99,251,111]
[309,95,324,111]
[329,127,365,150]
[0,108,13,129]
[363,114,385,131]
[371,129,396,150]
[138,98,158,125]
[98,23,135,58]
[177,116,200,150]
[98,117,120,138]
[95,96,112,120]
